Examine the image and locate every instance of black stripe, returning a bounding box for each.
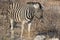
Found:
[26,7,34,20]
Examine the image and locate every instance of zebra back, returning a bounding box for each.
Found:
[8,2,35,23]
[8,2,21,22]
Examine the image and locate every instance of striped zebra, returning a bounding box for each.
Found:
[8,2,35,40]
[8,1,43,40]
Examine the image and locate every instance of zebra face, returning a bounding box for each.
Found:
[26,2,43,20]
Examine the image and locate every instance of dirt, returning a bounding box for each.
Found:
[0,0,60,40]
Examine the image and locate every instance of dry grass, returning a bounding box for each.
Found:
[0,0,60,40]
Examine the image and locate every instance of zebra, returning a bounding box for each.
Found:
[8,2,34,40]
[8,1,43,40]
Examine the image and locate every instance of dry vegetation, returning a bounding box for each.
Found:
[0,0,60,40]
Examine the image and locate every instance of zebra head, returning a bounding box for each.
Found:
[26,2,44,22]
[27,2,44,20]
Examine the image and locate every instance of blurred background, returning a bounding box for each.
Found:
[0,0,60,40]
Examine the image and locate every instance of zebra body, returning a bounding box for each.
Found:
[9,2,34,23]
[8,2,35,40]
[8,1,43,40]
[8,2,43,23]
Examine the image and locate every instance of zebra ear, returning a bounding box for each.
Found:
[33,4,40,9]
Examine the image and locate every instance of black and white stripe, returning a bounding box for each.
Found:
[8,2,35,39]
[9,2,21,22]
[9,2,34,23]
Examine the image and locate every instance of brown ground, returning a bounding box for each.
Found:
[0,0,60,40]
